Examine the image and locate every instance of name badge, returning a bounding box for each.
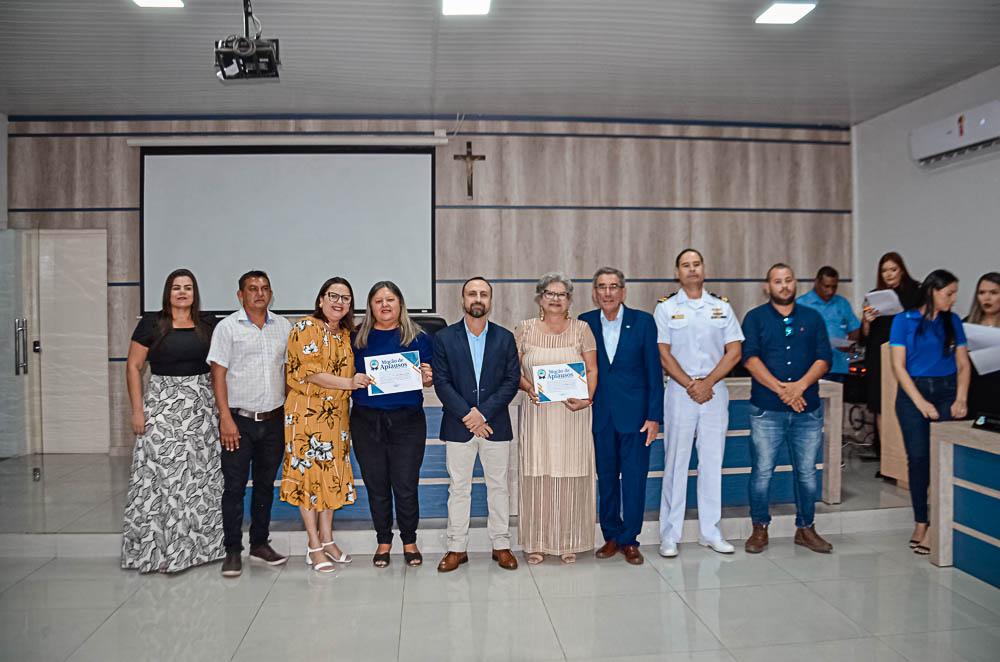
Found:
[671,314,685,320]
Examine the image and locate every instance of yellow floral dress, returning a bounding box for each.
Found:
[280,317,356,511]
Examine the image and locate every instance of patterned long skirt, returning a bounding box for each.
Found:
[121,374,225,573]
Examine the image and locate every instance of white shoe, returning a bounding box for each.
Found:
[323,541,352,564]
[658,542,679,557]
[305,546,335,573]
[698,538,735,554]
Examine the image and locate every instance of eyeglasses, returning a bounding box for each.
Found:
[783,316,794,337]
[325,293,352,304]
[542,290,569,300]
[595,284,622,293]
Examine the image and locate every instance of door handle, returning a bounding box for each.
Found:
[20,319,29,374]
[13,319,21,376]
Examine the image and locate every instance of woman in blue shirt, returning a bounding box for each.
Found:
[890,270,970,555]
[351,281,434,567]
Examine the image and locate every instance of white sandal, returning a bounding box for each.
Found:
[306,545,335,573]
[323,541,352,564]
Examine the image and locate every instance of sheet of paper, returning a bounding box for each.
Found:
[969,345,1000,375]
[963,323,1000,352]
[532,362,589,403]
[864,289,904,317]
[365,351,423,396]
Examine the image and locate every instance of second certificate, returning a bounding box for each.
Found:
[532,362,589,403]
[366,351,424,396]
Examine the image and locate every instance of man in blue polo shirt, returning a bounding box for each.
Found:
[742,263,833,554]
[796,266,860,382]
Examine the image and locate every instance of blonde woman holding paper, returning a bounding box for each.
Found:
[515,272,598,565]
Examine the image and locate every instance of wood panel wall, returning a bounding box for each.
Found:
[6,116,852,452]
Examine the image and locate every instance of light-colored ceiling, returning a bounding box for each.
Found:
[2,0,999,125]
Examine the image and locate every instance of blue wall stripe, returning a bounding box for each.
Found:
[8,207,140,213]
[436,278,852,285]
[437,204,851,214]
[954,445,1000,493]
[7,112,849,132]
[8,129,847,146]
[954,486,1000,542]
[108,282,141,287]
[108,357,127,362]
[953,530,1000,589]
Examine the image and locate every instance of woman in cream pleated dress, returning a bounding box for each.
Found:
[515,272,598,564]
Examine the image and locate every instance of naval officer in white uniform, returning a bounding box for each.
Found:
[654,248,744,557]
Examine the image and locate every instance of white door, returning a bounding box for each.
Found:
[38,229,110,453]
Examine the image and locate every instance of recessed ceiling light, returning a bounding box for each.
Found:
[442,0,491,16]
[755,2,816,24]
[133,0,184,7]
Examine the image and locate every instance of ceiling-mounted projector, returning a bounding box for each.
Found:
[214,0,280,81]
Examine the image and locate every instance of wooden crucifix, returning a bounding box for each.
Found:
[453,141,485,200]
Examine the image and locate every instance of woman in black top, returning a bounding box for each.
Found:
[964,272,1000,417]
[121,269,225,573]
[861,252,921,455]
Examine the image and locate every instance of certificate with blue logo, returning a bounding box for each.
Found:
[365,351,423,396]
[532,362,589,403]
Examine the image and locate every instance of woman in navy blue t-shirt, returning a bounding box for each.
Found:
[889,269,971,555]
[351,281,434,568]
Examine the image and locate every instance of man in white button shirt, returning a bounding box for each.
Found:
[654,249,743,557]
[208,270,292,577]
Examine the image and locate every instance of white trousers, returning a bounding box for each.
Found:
[445,437,511,552]
[659,380,729,544]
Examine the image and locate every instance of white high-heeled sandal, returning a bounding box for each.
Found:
[323,541,352,564]
[306,545,335,573]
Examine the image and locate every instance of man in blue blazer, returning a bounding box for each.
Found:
[580,267,664,564]
[432,277,521,572]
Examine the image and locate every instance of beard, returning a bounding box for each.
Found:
[465,303,488,318]
[769,291,795,306]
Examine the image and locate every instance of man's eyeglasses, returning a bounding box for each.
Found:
[542,290,569,300]
[326,293,352,304]
[595,284,623,293]
[783,316,794,337]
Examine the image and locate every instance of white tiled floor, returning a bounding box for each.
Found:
[1,530,998,661]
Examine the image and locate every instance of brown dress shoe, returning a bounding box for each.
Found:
[745,523,769,554]
[221,551,242,577]
[249,543,288,566]
[620,545,644,565]
[795,525,833,553]
[595,540,619,559]
[437,551,468,572]
[492,549,518,570]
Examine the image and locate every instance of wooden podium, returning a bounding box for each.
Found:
[879,342,909,489]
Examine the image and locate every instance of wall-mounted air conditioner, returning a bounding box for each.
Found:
[909,100,1000,165]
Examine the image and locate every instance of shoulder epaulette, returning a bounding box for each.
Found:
[709,292,728,303]
[658,291,677,303]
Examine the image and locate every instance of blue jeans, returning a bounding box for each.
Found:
[748,405,824,528]
[895,374,955,524]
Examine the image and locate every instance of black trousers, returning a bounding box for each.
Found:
[350,405,427,545]
[220,415,284,552]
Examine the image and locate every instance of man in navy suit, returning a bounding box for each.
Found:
[580,267,664,564]
[432,277,521,572]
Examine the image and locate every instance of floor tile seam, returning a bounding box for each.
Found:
[920,571,1000,618]
[726,633,904,655]
[528,562,570,661]
[796,576,882,637]
[0,556,56,598]
[59,586,133,662]
[55,497,115,532]
[666,582,737,651]
[229,565,286,662]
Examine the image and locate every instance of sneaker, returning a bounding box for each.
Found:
[249,543,288,566]
[221,551,242,577]
[658,541,678,558]
[698,538,735,554]
[745,523,768,554]
[794,525,833,553]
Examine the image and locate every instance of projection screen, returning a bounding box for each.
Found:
[141,147,435,313]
